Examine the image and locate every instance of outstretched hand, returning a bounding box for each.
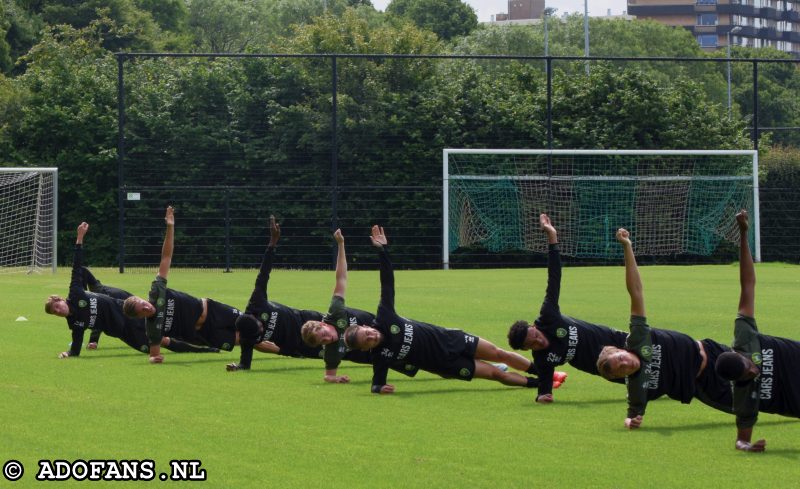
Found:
[334,228,344,244]
[736,438,766,452]
[269,215,280,247]
[370,225,387,248]
[77,222,89,237]
[164,206,175,226]
[616,228,632,247]
[539,214,556,235]
[736,209,749,233]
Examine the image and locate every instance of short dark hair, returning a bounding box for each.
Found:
[507,320,530,350]
[715,352,747,381]
[235,314,261,345]
[122,297,138,318]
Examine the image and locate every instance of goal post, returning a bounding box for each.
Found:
[442,149,759,269]
[0,167,58,273]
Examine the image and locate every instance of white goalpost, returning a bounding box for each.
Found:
[443,149,760,269]
[0,167,58,273]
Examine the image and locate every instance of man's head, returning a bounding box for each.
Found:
[715,351,759,382]
[507,320,549,351]
[301,321,337,347]
[235,314,263,346]
[596,346,640,379]
[122,296,156,318]
[44,295,70,317]
[343,325,383,351]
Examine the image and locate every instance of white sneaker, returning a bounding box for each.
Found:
[491,362,509,372]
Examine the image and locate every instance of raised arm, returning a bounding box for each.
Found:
[371,225,395,313]
[539,214,562,319]
[333,229,347,298]
[158,206,174,280]
[70,223,90,291]
[736,210,755,318]
[617,228,645,318]
[251,216,280,302]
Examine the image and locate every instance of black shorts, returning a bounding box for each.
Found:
[94,284,132,301]
[428,332,479,381]
[695,338,734,414]
[197,299,240,351]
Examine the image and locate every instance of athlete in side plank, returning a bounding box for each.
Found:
[714,210,800,452]
[595,228,735,429]
[123,207,241,363]
[507,214,625,403]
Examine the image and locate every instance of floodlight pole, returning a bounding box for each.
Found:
[584,0,590,75]
[727,26,742,116]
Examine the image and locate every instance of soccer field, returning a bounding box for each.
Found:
[3,263,799,487]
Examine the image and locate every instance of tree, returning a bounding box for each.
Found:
[0,0,45,74]
[36,0,161,52]
[5,21,119,262]
[386,0,477,41]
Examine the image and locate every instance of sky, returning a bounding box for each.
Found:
[370,1,630,22]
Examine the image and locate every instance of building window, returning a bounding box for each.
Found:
[697,0,717,4]
[697,34,718,46]
[697,13,718,25]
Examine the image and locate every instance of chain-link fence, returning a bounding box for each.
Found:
[117,53,800,270]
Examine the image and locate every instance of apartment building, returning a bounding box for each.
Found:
[627,0,800,56]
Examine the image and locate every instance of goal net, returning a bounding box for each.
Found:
[443,150,759,268]
[0,168,58,273]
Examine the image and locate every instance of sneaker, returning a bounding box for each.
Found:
[553,381,562,389]
[553,371,568,384]
[491,362,509,372]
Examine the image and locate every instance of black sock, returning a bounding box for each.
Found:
[526,377,539,388]
[526,362,538,375]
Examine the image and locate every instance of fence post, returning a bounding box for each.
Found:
[752,60,759,151]
[117,54,126,274]
[224,188,231,273]
[330,55,339,268]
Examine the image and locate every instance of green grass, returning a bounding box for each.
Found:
[2,263,800,487]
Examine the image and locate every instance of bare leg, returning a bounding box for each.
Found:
[737,211,755,318]
[474,338,533,372]
[472,360,529,386]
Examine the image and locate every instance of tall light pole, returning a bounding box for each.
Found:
[584,0,590,74]
[727,26,742,115]
[544,7,557,57]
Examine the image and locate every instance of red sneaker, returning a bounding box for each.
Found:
[553,381,562,389]
[553,371,568,384]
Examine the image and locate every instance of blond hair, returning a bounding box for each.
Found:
[301,321,325,347]
[44,295,63,314]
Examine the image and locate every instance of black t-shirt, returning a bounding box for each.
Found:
[755,333,800,419]
[66,245,138,356]
[370,248,471,387]
[242,246,327,362]
[625,321,702,417]
[532,244,628,396]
